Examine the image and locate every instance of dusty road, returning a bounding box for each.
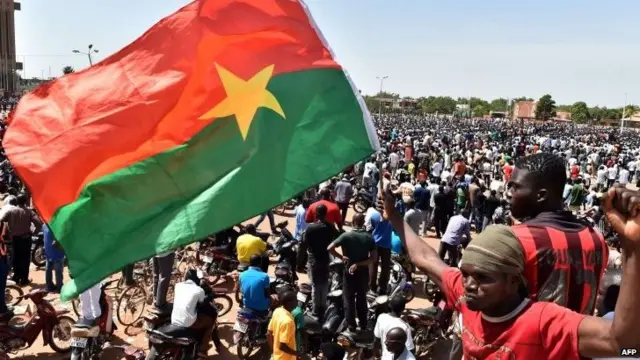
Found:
[12,207,455,360]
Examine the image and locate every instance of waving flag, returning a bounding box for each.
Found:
[4,0,378,299]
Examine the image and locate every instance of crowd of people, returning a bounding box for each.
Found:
[1,112,640,359]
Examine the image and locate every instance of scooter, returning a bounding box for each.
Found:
[30,232,45,268]
[70,279,118,360]
[0,289,74,355]
[233,308,270,360]
[305,289,346,357]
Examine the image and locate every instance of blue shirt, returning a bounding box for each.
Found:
[391,231,403,255]
[294,205,308,241]
[369,210,392,249]
[43,225,64,261]
[239,266,270,311]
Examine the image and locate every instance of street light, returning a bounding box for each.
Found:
[72,44,99,66]
[376,76,388,118]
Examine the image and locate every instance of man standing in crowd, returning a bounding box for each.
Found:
[43,224,64,293]
[0,194,40,286]
[374,296,414,360]
[366,200,393,295]
[439,209,471,267]
[268,291,301,360]
[334,174,354,225]
[328,213,376,333]
[304,204,339,319]
[306,188,343,232]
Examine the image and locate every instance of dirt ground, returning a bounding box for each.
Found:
[12,207,456,360]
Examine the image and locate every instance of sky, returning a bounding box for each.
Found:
[13,0,640,107]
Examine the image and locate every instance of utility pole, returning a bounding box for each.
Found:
[621,92,628,133]
[376,76,388,118]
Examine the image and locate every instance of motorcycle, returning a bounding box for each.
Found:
[145,273,225,360]
[0,289,74,355]
[404,302,448,357]
[387,258,415,302]
[233,308,270,360]
[335,295,390,359]
[304,289,346,357]
[70,279,118,360]
[30,232,45,268]
[352,187,375,214]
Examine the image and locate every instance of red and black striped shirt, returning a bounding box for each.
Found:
[512,211,608,315]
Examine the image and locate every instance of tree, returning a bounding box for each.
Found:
[624,104,639,118]
[489,98,508,112]
[62,66,75,75]
[571,101,590,124]
[420,96,457,114]
[472,105,488,117]
[535,94,557,121]
[513,96,534,102]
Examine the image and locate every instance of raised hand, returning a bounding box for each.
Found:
[603,186,640,245]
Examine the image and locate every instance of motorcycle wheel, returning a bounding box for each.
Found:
[5,284,23,306]
[49,315,75,353]
[236,333,255,360]
[403,286,415,303]
[214,294,233,317]
[353,199,367,214]
[31,245,46,268]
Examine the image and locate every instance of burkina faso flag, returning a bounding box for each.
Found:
[4,0,379,299]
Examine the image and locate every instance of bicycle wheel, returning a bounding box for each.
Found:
[117,284,147,326]
[213,294,233,317]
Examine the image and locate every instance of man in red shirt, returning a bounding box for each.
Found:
[384,186,640,358]
[502,160,513,183]
[305,188,343,232]
[508,153,608,314]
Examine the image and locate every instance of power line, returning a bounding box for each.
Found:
[17,54,75,57]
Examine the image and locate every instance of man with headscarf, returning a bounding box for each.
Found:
[382,185,640,358]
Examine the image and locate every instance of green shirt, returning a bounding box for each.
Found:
[569,184,583,206]
[291,306,305,352]
[333,229,376,263]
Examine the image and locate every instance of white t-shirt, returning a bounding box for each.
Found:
[171,280,206,327]
[607,166,617,180]
[374,313,415,360]
[431,162,443,178]
[618,168,630,185]
[597,169,607,184]
[389,152,400,168]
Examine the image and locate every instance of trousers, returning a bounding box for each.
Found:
[343,267,368,330]
[308,260,329,318]
[153,252,175,308]
[80,282,102,320]
[369,246,391,295]
[11,236,31,284]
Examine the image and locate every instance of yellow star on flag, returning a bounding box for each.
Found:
[199,63,286,140]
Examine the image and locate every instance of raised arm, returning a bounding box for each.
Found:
[577,186,640,357]
[381,190,449,287]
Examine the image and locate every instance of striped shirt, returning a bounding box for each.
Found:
[513,211,608,315]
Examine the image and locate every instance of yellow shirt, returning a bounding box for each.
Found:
[236,234,266,264]
[268,307,296,360]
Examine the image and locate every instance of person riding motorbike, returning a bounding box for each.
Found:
[236,224,268,272]
[170,269,221,357]
[239,254,271,318]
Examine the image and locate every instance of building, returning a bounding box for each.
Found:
[377,97,420,112]
[512,100,536,120]
[601,112,640,129]
[0,0,21,95]
[553,111,572,122]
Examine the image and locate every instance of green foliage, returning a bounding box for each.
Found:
[62,66,75,75]
[570,101,590,123]
[472,105,488,117]
[489,98,508,112]
[535,94,557,121]
[624,104,639,118]
[420,96,457,114]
